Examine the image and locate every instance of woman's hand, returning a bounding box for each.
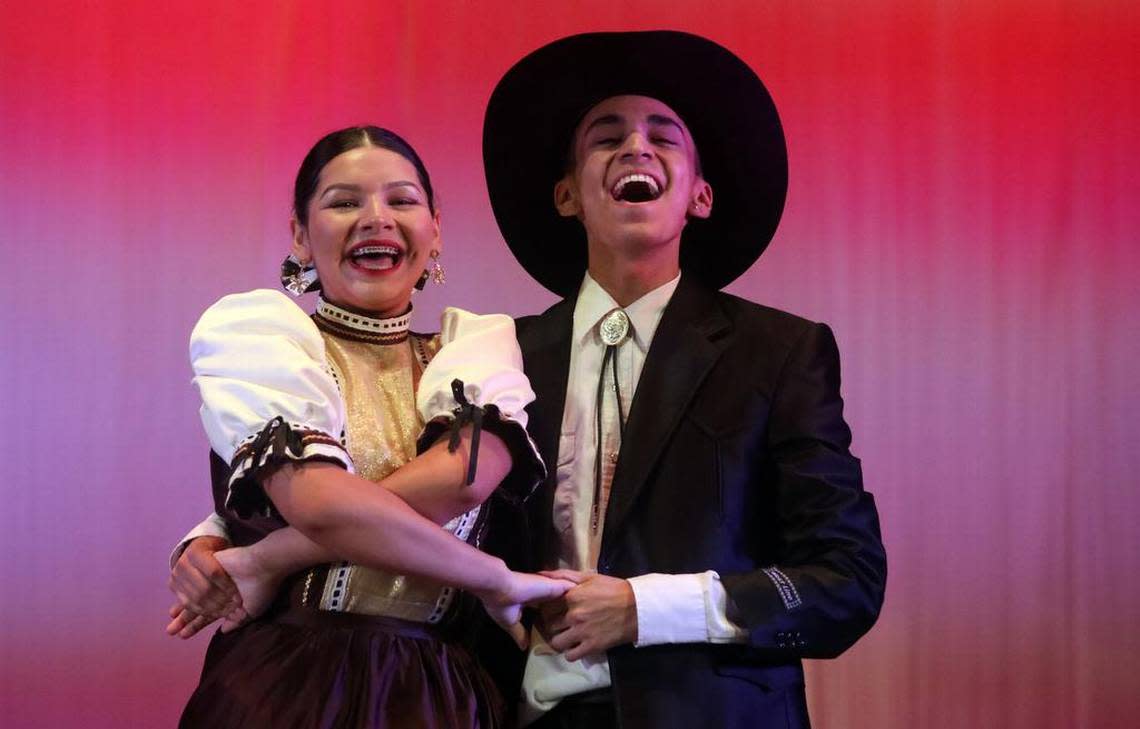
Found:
[167,535,241,639]
[475,571,575,650]
[212,545,281,632]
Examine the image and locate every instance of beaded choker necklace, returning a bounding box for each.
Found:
[313,297,411,345]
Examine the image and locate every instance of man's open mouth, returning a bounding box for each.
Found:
[348,244,403,270]
[610,173,663,203]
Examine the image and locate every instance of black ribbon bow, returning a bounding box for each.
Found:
[447,379,484,486]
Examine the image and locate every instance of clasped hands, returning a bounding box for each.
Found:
[532,569,639,661]
[168,540,639,659]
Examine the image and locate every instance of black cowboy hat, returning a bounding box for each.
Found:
[483,30,788,297]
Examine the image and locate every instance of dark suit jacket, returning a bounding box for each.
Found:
[505,275,886,729]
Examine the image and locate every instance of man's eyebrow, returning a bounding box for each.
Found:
[647,114,685,134]
[582,114,622,135]
[582,113,685,136]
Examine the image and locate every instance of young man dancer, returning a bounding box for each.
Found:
[481,31,886,728]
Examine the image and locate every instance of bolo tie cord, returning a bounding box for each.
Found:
[592,342,627,534]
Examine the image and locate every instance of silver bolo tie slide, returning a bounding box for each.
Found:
[593,308,631,534]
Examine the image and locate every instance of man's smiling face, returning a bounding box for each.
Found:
[555,95,712,263]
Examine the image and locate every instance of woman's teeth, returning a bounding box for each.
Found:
[350,245,401,269]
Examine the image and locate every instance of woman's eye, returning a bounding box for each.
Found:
[329,199,358,208]
[652,137,677,146]
[594,137,620,146]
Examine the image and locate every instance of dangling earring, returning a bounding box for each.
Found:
[430,250,446,285]
[280,254,320,296]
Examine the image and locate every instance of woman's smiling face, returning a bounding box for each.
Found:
[291,145,440,317]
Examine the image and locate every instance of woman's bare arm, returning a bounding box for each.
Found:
[167,426,518,636]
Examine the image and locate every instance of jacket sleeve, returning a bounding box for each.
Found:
[720,322,886,658]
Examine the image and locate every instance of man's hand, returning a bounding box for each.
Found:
[476,568,576,651]
[167,535,239,638]
[538,570,638,661]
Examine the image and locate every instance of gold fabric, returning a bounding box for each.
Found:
[314,330,451,623]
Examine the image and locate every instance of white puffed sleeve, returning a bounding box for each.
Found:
[191,289,353,517]
[417,308,534,426]
[416,308,545,502]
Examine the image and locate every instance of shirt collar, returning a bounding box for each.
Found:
[572,271,681,352]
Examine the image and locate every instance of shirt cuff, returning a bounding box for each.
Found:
[705,571,750,643]
[627,572,708,646]
[627,571,750,647]
[168,512,230,569]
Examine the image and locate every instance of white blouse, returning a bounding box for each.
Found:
[189,288,539,517]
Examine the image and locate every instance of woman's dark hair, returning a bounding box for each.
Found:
[293,126,436,225]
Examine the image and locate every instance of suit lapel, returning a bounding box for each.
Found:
[517,296,575,565]
[601,277,731,556]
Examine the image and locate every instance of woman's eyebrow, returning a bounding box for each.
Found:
[319,183,362,197]
[319,180,422,197]
[385,180,422,193]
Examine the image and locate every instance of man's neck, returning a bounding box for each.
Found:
[586,242,680,307]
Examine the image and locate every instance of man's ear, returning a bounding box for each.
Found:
[289,216,312,262]
[688,179,713,220]
[554,177,581,217]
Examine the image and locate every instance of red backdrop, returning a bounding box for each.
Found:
[2,1,1137,726]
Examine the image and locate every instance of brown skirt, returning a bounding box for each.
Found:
[179,606,503,729]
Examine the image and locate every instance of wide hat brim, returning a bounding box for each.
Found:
[483,30,788,297]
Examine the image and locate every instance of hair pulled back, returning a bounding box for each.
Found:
[293,126,436,225]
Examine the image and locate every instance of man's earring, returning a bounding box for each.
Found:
[280,254,320,296]
[430,250,446,285]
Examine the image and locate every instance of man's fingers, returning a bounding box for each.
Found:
[547,626,581,654]
[166,613,187,636]
[172,570,239,617]
[179,613,214,640]
[195,558,238,596]
[171,568,214,613]
[545,611,570,634]
[166,607,198,636]
[169,602,182,619]
[564,641,594,662]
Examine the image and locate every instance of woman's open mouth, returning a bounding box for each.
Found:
[347,242,404,273]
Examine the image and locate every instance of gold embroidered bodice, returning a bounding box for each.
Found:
[305,298,461,623]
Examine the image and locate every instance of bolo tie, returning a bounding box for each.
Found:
[592,308,631,534]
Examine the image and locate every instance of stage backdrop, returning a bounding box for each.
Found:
[2,1,1137,726]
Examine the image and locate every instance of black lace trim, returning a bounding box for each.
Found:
[226,416,345,519]
[417,381,545,507]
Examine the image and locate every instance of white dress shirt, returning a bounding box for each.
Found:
[520,273,747,725]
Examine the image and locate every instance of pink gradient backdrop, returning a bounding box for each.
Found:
[2,1,1137,726]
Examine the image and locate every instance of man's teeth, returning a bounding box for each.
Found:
[611,173,661,200]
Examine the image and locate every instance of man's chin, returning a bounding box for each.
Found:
[587,225,682,258]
